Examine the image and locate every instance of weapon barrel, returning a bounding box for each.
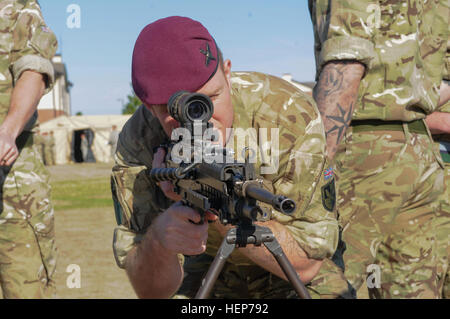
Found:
[245,184,296,215]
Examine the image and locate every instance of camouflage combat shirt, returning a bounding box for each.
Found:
[0,0,57,129]
[439,29,450,112]
[309,0,449,121]
[435,32,450,160]
[111,71,339,269]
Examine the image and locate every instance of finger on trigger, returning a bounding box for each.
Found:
[152,147,166,168]
[183,207,202,224]
[205,211,218,222]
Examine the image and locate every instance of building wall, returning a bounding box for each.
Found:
[37,109,66,124]
[37,55,71,123]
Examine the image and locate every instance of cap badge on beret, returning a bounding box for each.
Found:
[200,42,216,67]
[132,16,220,105]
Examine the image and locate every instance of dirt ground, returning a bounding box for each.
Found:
[48,163,137,299]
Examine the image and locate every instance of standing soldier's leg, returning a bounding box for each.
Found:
[436,162,450,298]
[0,137,56,298]
[336,127,442,298]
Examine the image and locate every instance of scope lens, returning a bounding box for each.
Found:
[167,91,214,123]
[187,100,207,121]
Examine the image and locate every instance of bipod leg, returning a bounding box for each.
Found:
[195,228,237,299]
[260,226,311,299]
[195,224,312,299]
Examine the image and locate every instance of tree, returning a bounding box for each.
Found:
[121,89,142,115]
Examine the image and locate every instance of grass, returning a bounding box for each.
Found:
[51,176,113,211]
[47,163,136,298]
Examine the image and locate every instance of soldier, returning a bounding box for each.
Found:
[425,35,450,298]
[80,132,88,162]
[427,103,450,299]
[108,125,119,161]
[0,0,57,298]
[309,1,449,298]
[43,131,55,166]
[111,16,351,299]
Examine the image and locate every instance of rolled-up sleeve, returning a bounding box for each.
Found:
[111,162,144,268]
[273,151,339,260]
[309,0,378,77]
[111,149,174,268]
[12,55,55,91]
[111,162,184,269]
[263,89,339,259]
[10,0,58,92]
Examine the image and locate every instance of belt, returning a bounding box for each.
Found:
[350,119,427,134]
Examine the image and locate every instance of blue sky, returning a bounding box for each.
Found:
[39,0,316,115]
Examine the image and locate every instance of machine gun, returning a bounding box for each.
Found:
[146,91,311,299]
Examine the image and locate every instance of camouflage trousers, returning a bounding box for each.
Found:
[172,252,354,299]
[0,133,56,298]
[435,158,449,298]
[333,122,444,299]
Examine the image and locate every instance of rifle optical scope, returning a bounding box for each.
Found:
[168,91,214,123]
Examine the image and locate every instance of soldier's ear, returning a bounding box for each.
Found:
[223,59,232,86]
[223,59,232,77]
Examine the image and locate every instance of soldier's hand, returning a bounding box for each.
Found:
[153,147,182,201]
[0,129,19,166]
[148,202,217,256]
[213,221,234,238]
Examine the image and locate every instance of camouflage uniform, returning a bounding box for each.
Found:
[309,0,449,298]
[441,159,450,299]
[43,133,55,165]
[433,34,450,298]
[0,0,57,298]
[108,128,120,160]
[434,100,450,299]
[111,72,352,298]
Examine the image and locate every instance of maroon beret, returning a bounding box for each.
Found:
[132,16,219,106]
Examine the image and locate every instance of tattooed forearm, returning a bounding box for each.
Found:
[326,102,354,144]
[319,65,345,97]
[313,61,365,159]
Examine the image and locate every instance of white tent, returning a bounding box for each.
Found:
[39,114,131,165]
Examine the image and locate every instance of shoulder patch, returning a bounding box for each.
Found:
[110,176,123,225]
[321,178,336,212]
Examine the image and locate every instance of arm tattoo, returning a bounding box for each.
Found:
[313,61,364,159]
[321,66,344,97]
[326,102,354,145]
